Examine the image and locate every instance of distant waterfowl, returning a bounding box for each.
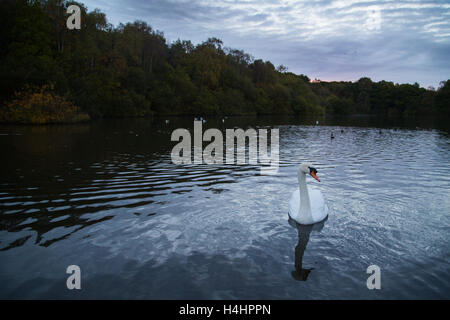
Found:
[330,132,334,139]
[165,120,169,124]
[288,163,328,225]
[222,118,225,123]
[316,120,319,125]
[341,129,344,133]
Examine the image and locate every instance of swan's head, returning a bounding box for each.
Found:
[299,163,320,182]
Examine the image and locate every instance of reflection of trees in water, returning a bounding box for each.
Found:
[0,118,258,250]
[289,217,326,281]
[0,120,161,250]
[1,115,445,251]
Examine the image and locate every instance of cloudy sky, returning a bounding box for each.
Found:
[81,0,450,88]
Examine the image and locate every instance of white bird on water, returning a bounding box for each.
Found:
[288,163,328,225]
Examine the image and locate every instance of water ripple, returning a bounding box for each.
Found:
[0,117,449,299]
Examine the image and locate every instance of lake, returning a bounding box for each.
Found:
[0,115,449,299]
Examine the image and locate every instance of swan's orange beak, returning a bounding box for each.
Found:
[310,171,320,182]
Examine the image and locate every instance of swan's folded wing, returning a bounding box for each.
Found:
[288,189,300,219]
[310,189,328,222]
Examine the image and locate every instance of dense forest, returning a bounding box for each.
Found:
[0,0,449,123]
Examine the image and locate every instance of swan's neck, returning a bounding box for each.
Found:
[298,171,312,218]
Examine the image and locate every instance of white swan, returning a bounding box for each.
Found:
[288,163,328,225]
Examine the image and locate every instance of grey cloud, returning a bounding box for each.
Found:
[247,13,270,22]
[81,0,450,87]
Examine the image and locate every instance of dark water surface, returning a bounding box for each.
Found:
[0,115,449,299]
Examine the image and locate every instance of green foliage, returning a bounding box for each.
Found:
[312,77,445,117]
[0,0,446,121]
[436,80,450,117]
[325,96,355,115]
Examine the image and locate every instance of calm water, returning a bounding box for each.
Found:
[0,115,449,299]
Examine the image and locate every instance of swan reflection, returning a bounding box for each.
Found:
[288,216,327,281]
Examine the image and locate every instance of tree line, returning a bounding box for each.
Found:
[0,0,448,123]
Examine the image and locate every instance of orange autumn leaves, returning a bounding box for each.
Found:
[0,85,90,124]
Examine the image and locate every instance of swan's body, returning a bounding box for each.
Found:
[288,163,328,225]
